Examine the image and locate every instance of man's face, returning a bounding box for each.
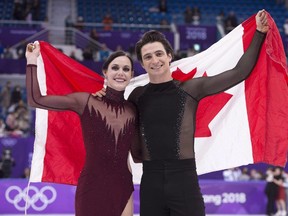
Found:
[140,42,172,82]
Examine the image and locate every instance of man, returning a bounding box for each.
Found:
[96,9,269,216]
[127,10,268,216]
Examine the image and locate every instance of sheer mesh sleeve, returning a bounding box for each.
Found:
[184,30,266,100]
[128,87,145,162]
[129,116,142,163]
[26,64,89,115]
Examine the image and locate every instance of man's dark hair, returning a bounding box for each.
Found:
[135,30,174,63]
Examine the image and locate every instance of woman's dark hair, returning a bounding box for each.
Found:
[135,30,174,63]
[102,51,134,75]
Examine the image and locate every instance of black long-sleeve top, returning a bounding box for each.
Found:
[128,30,266,161]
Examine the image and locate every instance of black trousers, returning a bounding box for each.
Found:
[140,159,205,216]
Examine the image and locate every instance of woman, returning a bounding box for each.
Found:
[25,44,141,216]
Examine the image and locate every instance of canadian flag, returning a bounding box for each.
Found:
[30,12,288,185]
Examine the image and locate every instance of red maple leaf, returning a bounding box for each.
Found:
[172,67,197,81]
[172,68,232,137]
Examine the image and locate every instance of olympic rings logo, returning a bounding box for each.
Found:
[5,185,57,211]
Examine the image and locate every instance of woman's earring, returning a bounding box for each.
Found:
[104,77,107,87]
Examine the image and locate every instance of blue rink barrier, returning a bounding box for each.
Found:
[0,179,267,215]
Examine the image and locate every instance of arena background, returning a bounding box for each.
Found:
[0,0,287,215]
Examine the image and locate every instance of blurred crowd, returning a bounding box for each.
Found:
[13,0,41,22]
[222,166,288,216]
[0,80,31,138]
[1,0,287,63]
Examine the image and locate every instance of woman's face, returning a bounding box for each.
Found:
[104,56,133,91]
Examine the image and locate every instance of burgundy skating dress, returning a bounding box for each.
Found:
[76,88,135,216]
[26,64,140,216]
[76,89,137,216]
